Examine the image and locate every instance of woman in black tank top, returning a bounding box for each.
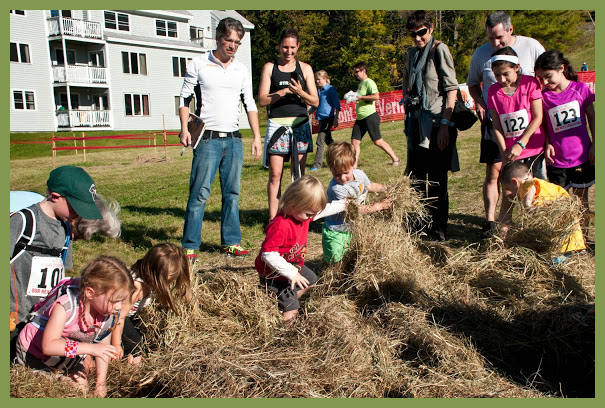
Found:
[259,28,319,221]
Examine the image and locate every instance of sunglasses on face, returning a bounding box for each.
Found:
[353,69,362,74]
[409,27,429,38]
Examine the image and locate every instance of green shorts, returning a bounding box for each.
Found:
[322,224,352,263]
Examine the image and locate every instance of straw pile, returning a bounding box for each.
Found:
[503,194,585,254]
[10,176,594,398]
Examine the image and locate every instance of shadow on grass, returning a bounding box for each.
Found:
[428,301,595,397]
[121,205,269,250]
[446,212,486,247]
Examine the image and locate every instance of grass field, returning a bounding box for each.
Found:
[10,121,495,269]
[9,120,595,398]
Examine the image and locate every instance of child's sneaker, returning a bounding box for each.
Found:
[222,244,249,257]
[184,249,198,264]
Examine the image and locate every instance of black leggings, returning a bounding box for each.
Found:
[121,315,146,357]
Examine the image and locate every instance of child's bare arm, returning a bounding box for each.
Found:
[489,109,508,156]
[358,198,393,214]
[586,103,595,165]
[497,191,515,235]
[522,185,536,208]
[93,336,112,398]
[367,182,387,193]
[515,98,543,149]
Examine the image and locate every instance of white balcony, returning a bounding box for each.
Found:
[47,17,102,40]
[191,37,216,49]
[53,65,107,84]
[57,110,111,128]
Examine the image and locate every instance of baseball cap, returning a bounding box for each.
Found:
[47,166,103,219]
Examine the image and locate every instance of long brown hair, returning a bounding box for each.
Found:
[131,243,192,314]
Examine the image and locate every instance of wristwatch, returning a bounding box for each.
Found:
[440,118,452,126]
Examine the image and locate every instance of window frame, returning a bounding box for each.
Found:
[121,51,147,75]
[156,19,178,38]
[189,26,204,41]
[104,10,129,31]
[172,56,191,77]
[10,42,31,64]
[10,10,26,16]
[124,93,150,116]
[12,89,36,111]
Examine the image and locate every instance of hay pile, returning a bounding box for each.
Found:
[10,176,594,398]
[503,194,586,255]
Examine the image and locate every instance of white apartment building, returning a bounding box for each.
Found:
[9,9,255,132]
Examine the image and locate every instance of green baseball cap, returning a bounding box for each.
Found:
[47,166,103,219]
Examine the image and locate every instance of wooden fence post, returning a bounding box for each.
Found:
[51,132,56,168]
[82,132,86,162]
[73,132,78,155]
[162,114,168,160]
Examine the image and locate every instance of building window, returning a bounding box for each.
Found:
[104,11,129,31]
[50,10,71,18]
[10,43,30,63]
[175,96,196,115]
[55,49,76,65]
[13,90,35,110]
[59,93,80,110]
[89,50,105,67]
[124,94,150,116]
[190,26,204,41]
[122,52,147,75]
[10,10,25,15]
[156,19,177,38]
[172,56,191,77]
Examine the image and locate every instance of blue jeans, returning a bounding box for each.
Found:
[182,136,243,250]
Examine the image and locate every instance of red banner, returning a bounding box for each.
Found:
[578,70,595,93]
[311,90,405,134]
[312,72,596,133]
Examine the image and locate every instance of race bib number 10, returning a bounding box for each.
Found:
[499,109,529,138]
[27,256,65,297]
[548,100,581,133]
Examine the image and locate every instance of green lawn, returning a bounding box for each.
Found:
[10,121,496,274]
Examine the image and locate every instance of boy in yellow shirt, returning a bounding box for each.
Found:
[498,161,586,257]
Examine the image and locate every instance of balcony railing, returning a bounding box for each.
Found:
[47,17,102,39]
[57,110,111,128]
[53,65,107,84]
[191,37,216,49]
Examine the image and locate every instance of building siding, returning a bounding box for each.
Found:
[10,10,255,133]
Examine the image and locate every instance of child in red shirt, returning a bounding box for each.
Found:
[255,175,343,323]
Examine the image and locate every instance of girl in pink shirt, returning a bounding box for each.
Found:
[534,49,595,221]
[16,256,134,397]
[487,47,545,176]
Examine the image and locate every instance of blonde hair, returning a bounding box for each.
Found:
[131,243,192,314]
[79,256,134,331]
[326,142,356,173]
[316,70,331,84]
[278,176,327,216]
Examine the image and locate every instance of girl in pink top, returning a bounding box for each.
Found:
[534,49,595,229]
[487,47,545,174]
[16,256,134,397]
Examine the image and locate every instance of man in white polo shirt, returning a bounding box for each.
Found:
[179,17,262,260]
[467,10,545,239]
